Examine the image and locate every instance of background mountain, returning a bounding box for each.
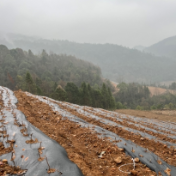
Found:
[144,35,176,58]
[1,33,176,83]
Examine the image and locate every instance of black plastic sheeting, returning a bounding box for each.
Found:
[29,93,176,176]
[87,106,176,135]
[0,87,84,176]
[75,104,176,135]
[43,99,176,147]
[67,102,176,137]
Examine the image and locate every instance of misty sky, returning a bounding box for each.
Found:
[0,0,176,47]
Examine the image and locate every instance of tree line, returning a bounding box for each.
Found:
[115,82,176,110]
[24,72,116,109]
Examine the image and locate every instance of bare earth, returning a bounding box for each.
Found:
[148,86,176,96]
[116,109,176,122]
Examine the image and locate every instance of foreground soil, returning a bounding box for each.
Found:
[14,90,157,176]
[53,101,176,167]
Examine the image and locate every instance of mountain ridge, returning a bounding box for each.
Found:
[145,35,176,58]
[1,33,176,83]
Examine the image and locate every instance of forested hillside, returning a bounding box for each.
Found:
[1,33,176,83]
[0,45,117,109]
[0,44,102,92]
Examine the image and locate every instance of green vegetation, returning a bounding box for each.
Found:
[114,82,176,110]
[0,45,102,93]
[2,33,176,83]
[52,82,116,109]
[0,45,116,110]
[169,82,176,90]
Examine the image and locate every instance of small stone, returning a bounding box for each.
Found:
[118,148,124,152]
[130,170,138,176]
[2,159,8,164]
[114,157,122,164]
[134,158,140,163]
[140,137,145,141]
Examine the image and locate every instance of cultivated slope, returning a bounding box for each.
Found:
[0,86,83,176]
[15,89,176,175]
[1,86,176,175]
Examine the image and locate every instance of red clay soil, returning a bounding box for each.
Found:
[14,90,157,176]
[80,106,176,143]
[53,101,176,167]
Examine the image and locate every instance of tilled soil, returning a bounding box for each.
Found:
[78,106,176,143]
[52,101,176,167]
[14,90,158,176]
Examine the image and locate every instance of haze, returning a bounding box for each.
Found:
[0,0,176,47]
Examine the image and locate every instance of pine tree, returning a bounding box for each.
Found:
[54,85,67,101]
[92,89,103,108]
[101,83,109,109]
[36,86,42,95]
[87,84,92,106]
[25,72,34,92]
[65,82,80,104]
[80,82,91,106]
[108,87,116,109]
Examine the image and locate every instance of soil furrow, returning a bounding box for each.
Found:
[55,101,176,167]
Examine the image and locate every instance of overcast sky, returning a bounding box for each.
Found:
[0,0,176,47]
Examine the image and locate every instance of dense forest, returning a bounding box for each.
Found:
[0,44,103,91]
[1,33,176,83]
[0,44,116,109]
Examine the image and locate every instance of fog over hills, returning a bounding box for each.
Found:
[145,35,176,59]
[1,33,176,83]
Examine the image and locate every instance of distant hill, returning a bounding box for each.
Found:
[145,35,176,58]
[1,33,176,83]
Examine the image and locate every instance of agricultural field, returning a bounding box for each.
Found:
[116,109,176,123]
[1,86,176,175]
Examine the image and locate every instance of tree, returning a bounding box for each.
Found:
[25,72,36,93]
[16,75,25,90]
[53,85,67,101]
[101,83,109,109]
[36,86,42,95]
[92,89,103,108]
[108,87,116,109]
[80,82,91,106]
[116,102,124,109]
[65,82,80,104]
